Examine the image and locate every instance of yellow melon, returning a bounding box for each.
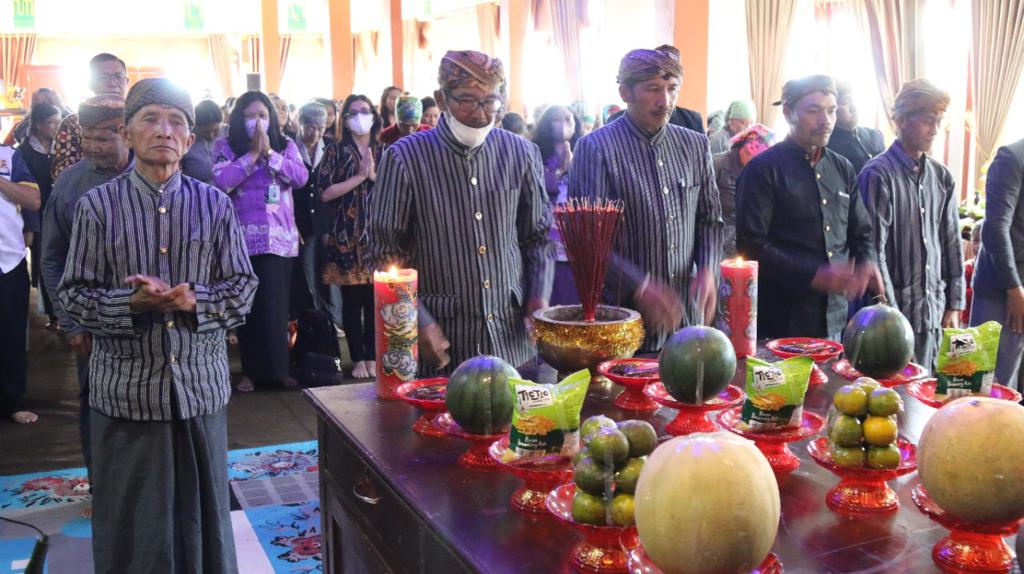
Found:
[634,432,780,574]
[918,397,1024,523]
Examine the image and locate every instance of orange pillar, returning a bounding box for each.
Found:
[501,0,527,116]
[261,0,282,94]
[674,0,709,116]
[390,0,404,88]
[327,0,354,100]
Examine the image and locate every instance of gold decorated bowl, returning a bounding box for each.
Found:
[532,305,645,374]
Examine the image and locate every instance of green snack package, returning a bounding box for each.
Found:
[936,321,1001,398]
[740,356,813,431]
[502,369,590,464]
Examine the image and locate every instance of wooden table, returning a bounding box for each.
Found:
[305,349,1018,573]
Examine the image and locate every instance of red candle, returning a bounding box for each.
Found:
[718,258,758,358]
[373,267,419,400]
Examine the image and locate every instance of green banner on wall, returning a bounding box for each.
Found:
[184,0,204,31]
[287,1,306,31]
[13,0,34,30]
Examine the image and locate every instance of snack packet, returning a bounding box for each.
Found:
[936,321,1001,399]
[502,369,590,464]
[739,356,813,431]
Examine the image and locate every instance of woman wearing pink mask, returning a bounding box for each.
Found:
[213,90,308,392]
[315,94,383,380]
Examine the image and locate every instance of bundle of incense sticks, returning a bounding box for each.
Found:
[553,198,624,322]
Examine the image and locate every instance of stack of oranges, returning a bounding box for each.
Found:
[827,377,903,469]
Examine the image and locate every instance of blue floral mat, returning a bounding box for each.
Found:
[0,441,321,574]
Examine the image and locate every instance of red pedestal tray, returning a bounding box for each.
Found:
[643,383,744,435]
[432,412,508,472]
[619,529,782,574]
[766,337,843,386]
[807,436,917,515]
[832,359,928,387]
[395,378,448,437]
[598,359,661,412]
[911,484,1023,573]
[488,437,573,514]
[718,407,826,474]
[907,379,1023,408]
[547,483,636,574]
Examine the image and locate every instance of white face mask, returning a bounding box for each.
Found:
[245,118,269,138]
[446,111,493,148]
[346,114,374,136]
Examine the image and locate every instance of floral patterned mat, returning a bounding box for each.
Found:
[0,441,322,573]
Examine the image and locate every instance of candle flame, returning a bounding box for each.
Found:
[388,265,399,279]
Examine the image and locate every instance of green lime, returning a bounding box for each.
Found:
[617,420,658,457]
[609,493,635,526]
[572,490,608,525]
[866,444,901,470]
[829,414,863,448]
[831,444,866,468]
[867,387,902,417]
[580,415,618,446]
[833,385,869,417]
[574,456,613,496]
[589,428,631,469]
[614,457,645,494]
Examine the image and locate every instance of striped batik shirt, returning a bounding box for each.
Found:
[366,114,553,375]
[59,169,258,421]
[568,112,723,351]
[858,142,965,333]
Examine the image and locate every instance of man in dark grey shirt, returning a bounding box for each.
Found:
[859,79,964,372]
[42,94,132,475]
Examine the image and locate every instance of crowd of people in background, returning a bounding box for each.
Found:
[2,44,1023,574]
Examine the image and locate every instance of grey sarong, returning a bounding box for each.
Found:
[90,407,237,574]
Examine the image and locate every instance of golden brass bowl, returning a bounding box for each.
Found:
[532,305,645,374]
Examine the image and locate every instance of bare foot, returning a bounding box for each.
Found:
[235,376,255,393]
[283,377,299,389]
[352,361,370,379]
[12,410,38,424]
[367,361,377,378]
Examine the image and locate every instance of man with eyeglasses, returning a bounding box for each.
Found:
[368,49,552,374]
[51,53,130,181]
[858,79,964,372]
[569,45,723,353]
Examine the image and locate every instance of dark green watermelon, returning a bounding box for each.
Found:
[658,326,737,404]
[842,303,915,378]
[445,355,519,435]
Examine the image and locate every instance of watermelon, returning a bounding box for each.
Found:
[658,326,737,404]
[842,303,915,378]
[445,355,519,435]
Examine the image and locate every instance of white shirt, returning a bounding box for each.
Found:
[0,145,27,273]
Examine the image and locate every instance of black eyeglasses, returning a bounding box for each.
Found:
[447,95,503,114]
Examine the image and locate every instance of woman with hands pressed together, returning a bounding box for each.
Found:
[316,94,382,380]
[213,90,308,392]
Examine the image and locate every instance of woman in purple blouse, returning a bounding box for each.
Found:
[213,90,308,392]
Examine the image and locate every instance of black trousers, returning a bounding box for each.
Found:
[0,259,29,417]
[340,284,375,362]
[237,254,293,385]
[30,233,55,317]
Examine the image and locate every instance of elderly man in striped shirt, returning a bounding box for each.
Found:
[858,79,965,372]
[59,79,257,574]
[368,50,552,373]
[568,45,724,352]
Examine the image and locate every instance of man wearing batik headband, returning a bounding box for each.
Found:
[858,79,964,371]
[60,78,256,574]
[713,123,775,257]
[368,50,552,374]
[569,45,724,353]
[736,74,881,340]
[42,94,133,479]
[379,95,431,146]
